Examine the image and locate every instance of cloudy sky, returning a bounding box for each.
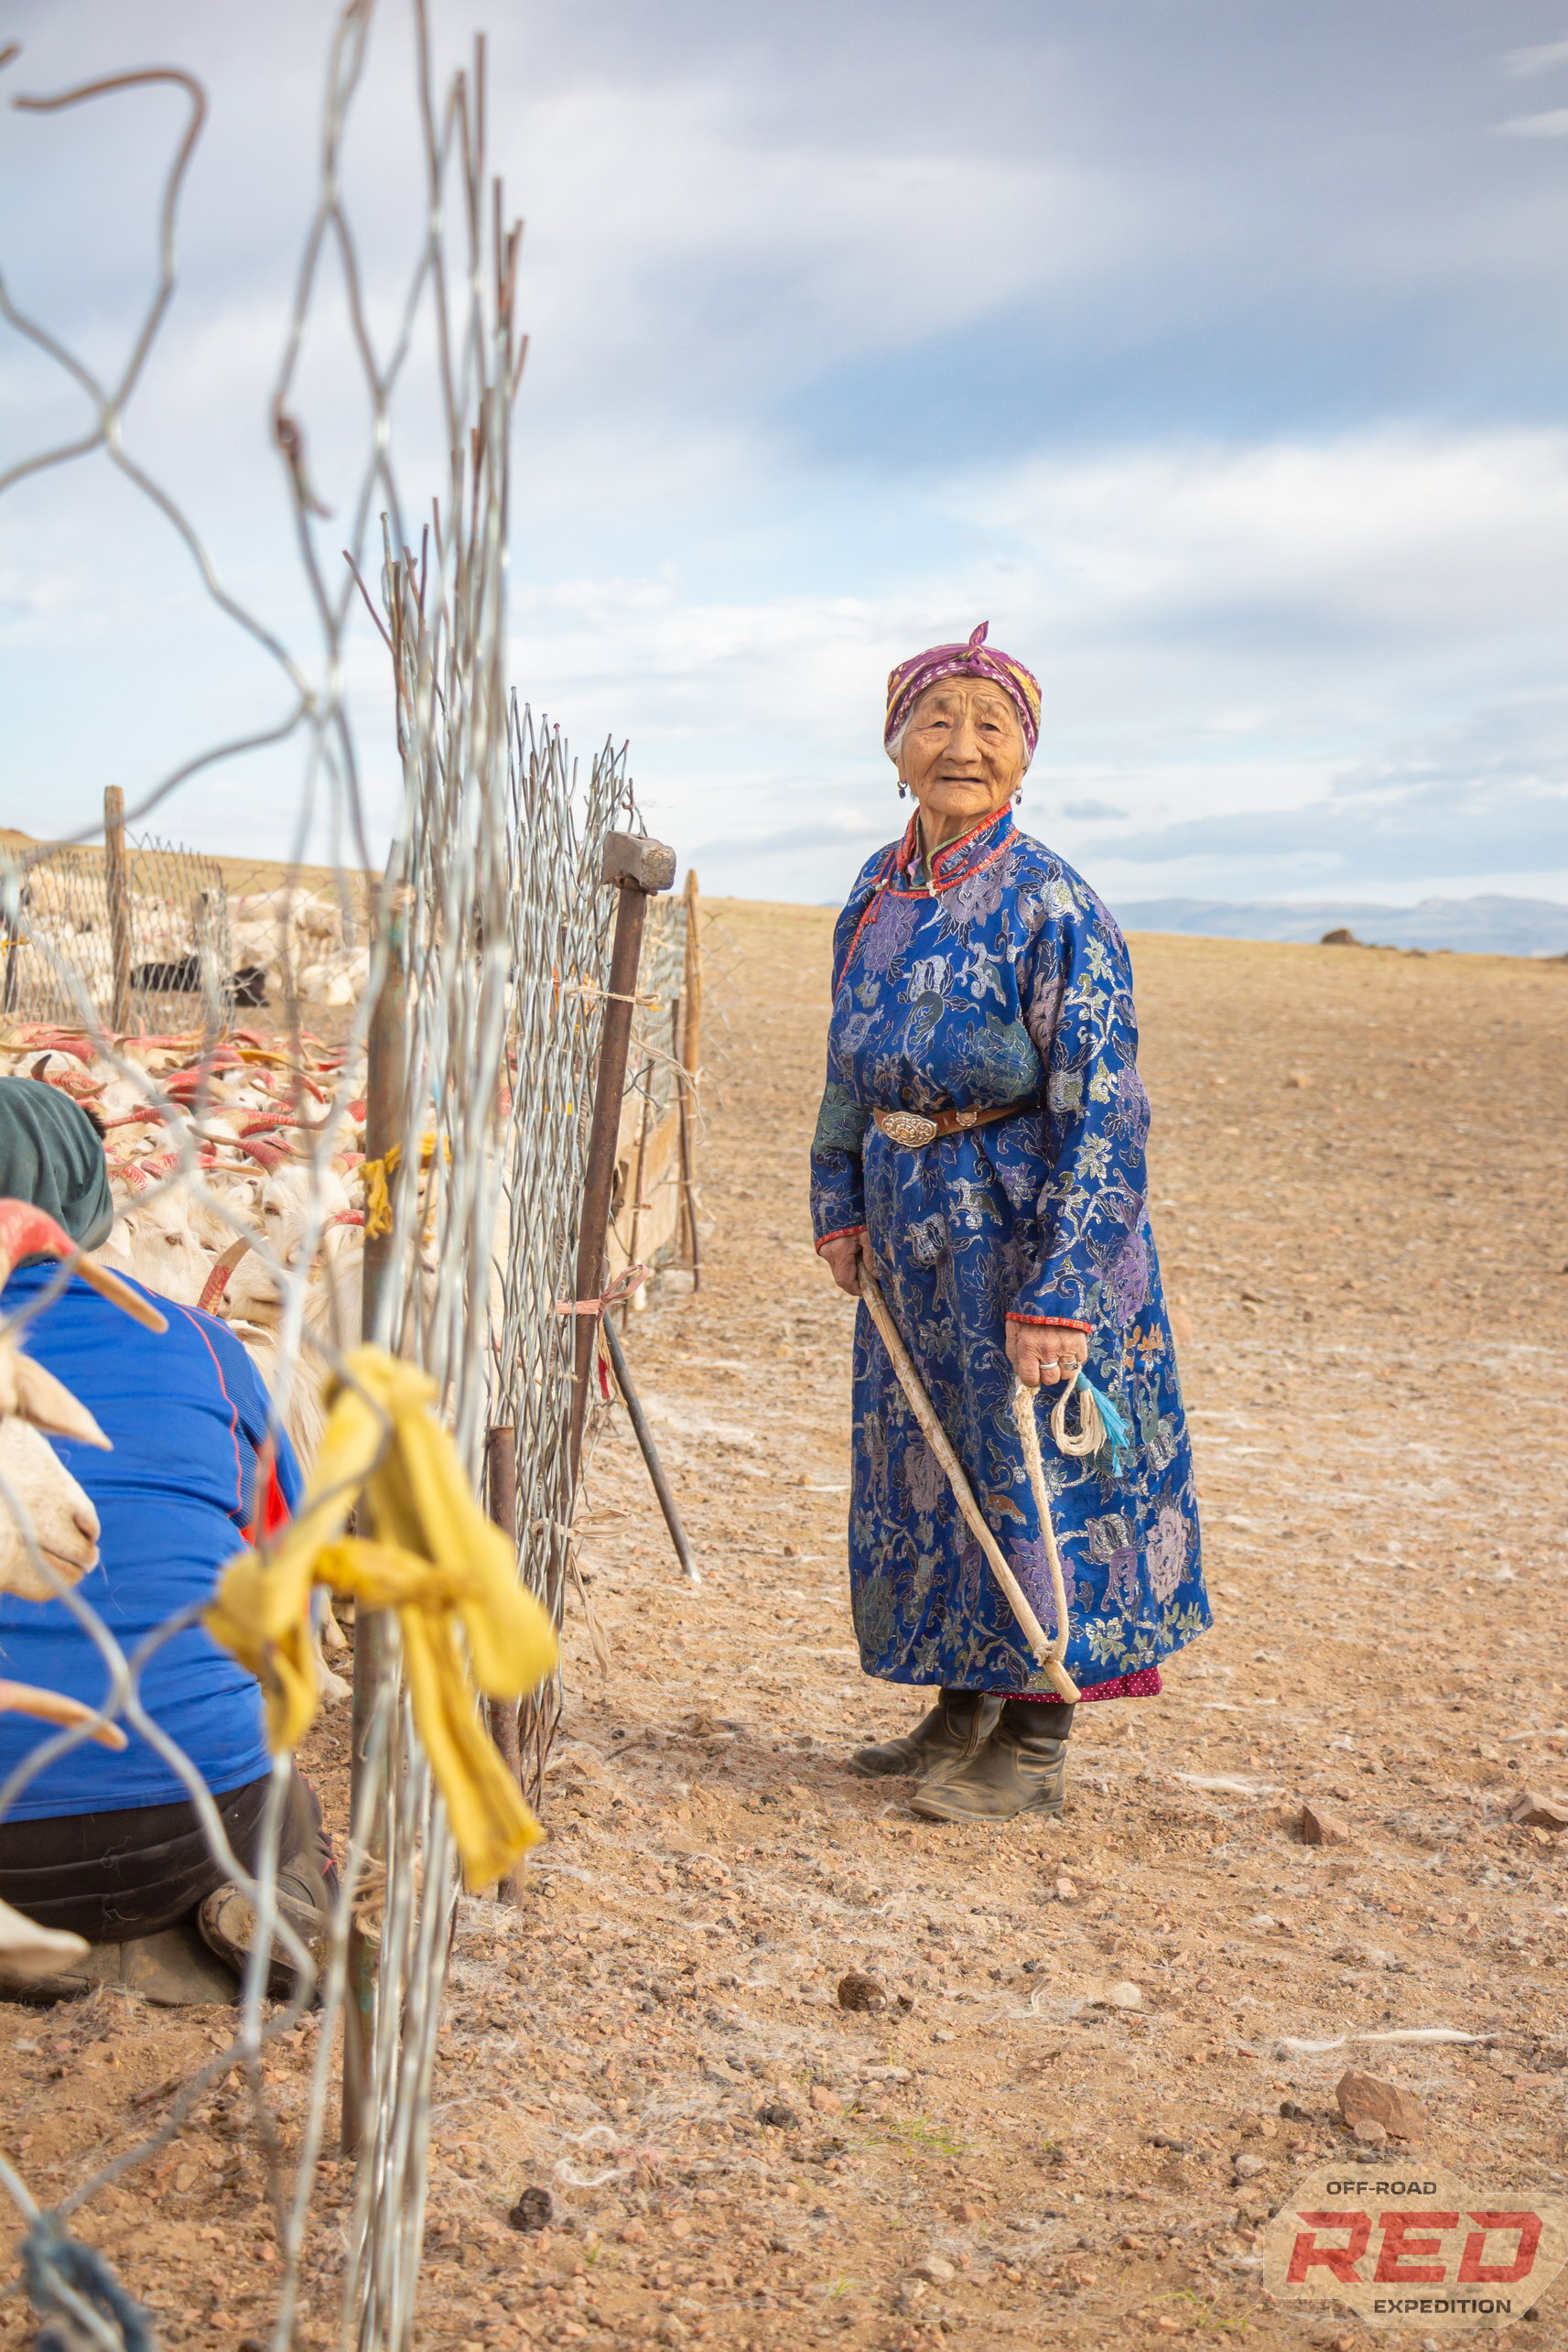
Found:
[2,0,1566,910]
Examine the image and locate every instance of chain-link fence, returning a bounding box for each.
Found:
[0,7,663,2350]
[1,835,234,1038]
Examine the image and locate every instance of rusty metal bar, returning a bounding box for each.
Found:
[568,831,675,1479]
[600,1311,698,1584]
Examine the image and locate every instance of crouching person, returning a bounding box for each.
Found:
[0,1078,331,2005]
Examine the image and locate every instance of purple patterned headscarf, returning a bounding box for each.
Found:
[883,622,1042,766]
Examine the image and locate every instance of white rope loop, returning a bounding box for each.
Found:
[1011,1377,1083,1693]
[1048,1374,1106,1460]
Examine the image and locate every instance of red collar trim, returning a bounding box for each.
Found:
[893,807,1014,890]
[834,808,1015,990]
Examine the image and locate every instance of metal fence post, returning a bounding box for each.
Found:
[568,833,676,1479]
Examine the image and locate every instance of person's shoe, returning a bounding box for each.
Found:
[908,1698,1070,1824]
[197,1870,330,2001]
[0,1924,238,2008]
[849,1690,1003,1780]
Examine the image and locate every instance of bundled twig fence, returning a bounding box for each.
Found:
[606,867,705,1305]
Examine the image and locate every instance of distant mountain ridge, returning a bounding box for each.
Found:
[1109,894,1568,958]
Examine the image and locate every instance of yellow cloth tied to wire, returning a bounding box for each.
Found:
[205,1345,558,1890]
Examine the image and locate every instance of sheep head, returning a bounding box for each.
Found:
[0,1420,102,1597]
[0,1199,168,1334]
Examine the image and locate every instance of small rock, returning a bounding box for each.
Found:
[756,2101,798,2129]
[950,2199,979,2222]
[620,2220,647,2244]
[932,2028,956,2043]
[1054,1876,1076,1901]
[913,2254,956,2285]
[507,2184,556,2233]
[837,1969,887,2013]
[1299,1803,1352,1847]
[1336,2068,1428,2144]
[808,2085,843,2115]
[1508,1789,1568,1832]
[1103,1979,1143,2011]
[1279,2100,1312,2120]
[1351,2119,1389,2148]
[668,2215,692,2240]
[1232,2152,1267,2180]
[1283,1071,1311,1089]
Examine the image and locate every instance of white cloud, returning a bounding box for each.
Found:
[504,427,1568,905]
[1500,38,1568,76]
[1496,106,1568,136]
[2,0,1565,917]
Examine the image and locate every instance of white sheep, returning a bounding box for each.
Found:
[0,1420,103,1600]
[0,1201,163,1601]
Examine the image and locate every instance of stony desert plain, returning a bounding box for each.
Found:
[0,901,1564,2352]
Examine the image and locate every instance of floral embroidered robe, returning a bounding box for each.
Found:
[810,808,1207,1693]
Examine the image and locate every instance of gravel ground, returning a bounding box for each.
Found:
[2,904,1563,2350]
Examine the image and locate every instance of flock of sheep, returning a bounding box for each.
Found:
[225,884,372,1011]
[0,1011,373,1716]
[11,871,371,1016]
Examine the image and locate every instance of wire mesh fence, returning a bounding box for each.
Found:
[0,5,671,2349]
[0,835,235,1039]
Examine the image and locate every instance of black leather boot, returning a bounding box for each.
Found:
[909,1696,1073,1823]
[849,1689,1003,1780]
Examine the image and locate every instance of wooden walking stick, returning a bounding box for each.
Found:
[857,1260,1080,1702]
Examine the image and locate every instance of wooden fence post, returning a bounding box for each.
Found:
[103,787,133,1035]
[484,1423,524,1903]
[678,868,702,1289]
[341,905,406,2159]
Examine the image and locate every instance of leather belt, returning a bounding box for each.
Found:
[871,1102,1032,1149]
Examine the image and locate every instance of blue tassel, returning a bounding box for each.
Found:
[1077,1376,1133,1469]
[22,2216,155,2352]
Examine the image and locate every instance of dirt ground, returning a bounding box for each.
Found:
[2,903,1565,2350]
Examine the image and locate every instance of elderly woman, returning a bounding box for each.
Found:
[812,624,1207,1825]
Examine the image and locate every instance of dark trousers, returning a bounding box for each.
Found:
[0,1770,328,1943]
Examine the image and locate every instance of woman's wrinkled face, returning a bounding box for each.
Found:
[896,678,1026,842]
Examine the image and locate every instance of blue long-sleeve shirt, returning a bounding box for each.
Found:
[0,1264,301,1818]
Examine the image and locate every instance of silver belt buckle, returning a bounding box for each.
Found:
[874,1109,938,1148]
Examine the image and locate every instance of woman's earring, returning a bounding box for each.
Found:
[1013,787,1022,804]
[898,780,908,798]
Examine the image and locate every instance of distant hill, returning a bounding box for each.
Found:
[1111,894,1568,959]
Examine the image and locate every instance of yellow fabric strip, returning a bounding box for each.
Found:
[204,1344,558,1889]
